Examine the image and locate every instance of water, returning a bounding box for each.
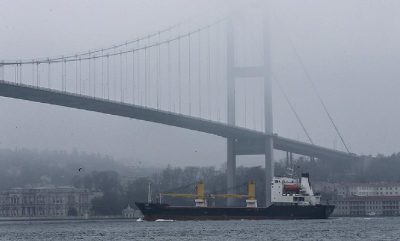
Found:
[0,217,399,241]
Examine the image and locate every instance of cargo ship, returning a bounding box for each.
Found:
[135,173,334,221]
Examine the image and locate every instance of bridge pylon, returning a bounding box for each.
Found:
[226,5,273,207]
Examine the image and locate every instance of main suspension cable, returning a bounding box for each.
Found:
[273,13,350,153]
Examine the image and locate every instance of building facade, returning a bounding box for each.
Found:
[0,187,94,218]
[335,183,400,197]
[328,183,400,217]
[122,204,142,219]
[333,196,400,217]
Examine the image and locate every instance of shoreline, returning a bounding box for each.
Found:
[0,216,140,222]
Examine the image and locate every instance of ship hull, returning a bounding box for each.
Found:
[135,203,335,221]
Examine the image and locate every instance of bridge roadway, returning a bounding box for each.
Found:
[0,80,358,161]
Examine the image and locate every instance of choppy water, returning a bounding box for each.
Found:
[0,217,399,241]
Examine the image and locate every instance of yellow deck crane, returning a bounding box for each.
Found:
[159,181,257,208]
[210,181,257,207]
[159,181,207,207]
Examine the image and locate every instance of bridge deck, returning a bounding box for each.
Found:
[0,80,357,161]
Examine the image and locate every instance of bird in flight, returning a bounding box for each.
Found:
[78,167,83,172]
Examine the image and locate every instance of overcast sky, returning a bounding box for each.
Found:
[1,0,400,167]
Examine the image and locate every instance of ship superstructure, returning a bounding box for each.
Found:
[271,173,321,206]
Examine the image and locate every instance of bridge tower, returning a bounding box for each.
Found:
[226,4,273,207]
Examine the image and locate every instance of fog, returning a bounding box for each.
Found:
[1,0,400,167]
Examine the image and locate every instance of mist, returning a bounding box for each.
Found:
[1,0,400,168]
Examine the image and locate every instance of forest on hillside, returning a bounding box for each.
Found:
[0,148,155,190]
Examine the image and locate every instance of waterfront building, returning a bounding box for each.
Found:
[335,183,400,197]
[0,187,95,218]
[333,196,400,216]
[122,204,142,218]
[329,183,400,216]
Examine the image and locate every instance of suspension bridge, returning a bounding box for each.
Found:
[0,8,358,206]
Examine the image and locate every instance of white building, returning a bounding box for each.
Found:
[122,204,142,218]
[335,183,400,197]
[328,183,400,217]
[333,196,400,216]
[0,187,96,218]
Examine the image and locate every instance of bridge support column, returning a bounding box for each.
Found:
[263,0,274,207]
[290,152,293,168]
[226,138,236,207]
[264,137,274,206]
[226,19,237,207]
[225,6,274,206]
[286,152,289,167]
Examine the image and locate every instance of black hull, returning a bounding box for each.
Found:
[135,202,335,221]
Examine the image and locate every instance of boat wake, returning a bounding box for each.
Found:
[155,219,175,222]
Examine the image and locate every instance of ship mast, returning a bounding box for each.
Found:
[147,182,152,203]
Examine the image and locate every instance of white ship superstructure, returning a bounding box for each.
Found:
[271,173,321,206]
